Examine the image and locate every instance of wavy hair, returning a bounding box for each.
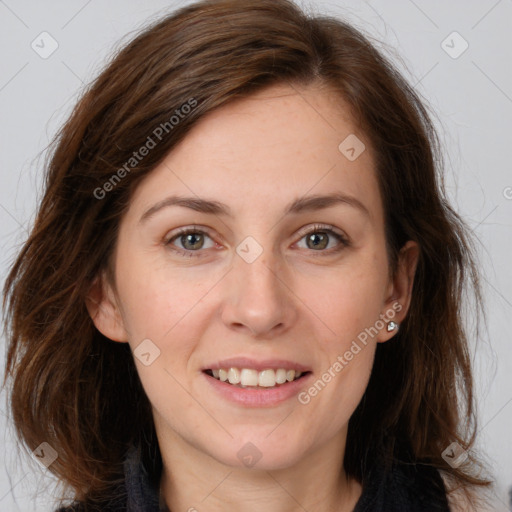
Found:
[3,0,491,508]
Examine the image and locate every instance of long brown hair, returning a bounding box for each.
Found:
[3,0,492,507]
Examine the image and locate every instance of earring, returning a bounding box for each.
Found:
[387,321,399,332]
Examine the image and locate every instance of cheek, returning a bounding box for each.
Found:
[300,256,389,342]
[115,252,210,344]
[294,340,376,453]
[115,264,213,429]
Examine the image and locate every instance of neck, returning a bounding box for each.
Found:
[157,426,362,512]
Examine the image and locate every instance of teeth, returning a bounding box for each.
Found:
[227,367,241,384]
[209,367,305,388]
[275,368,287,384]
[258,369,276,387]
[240,369,258,386]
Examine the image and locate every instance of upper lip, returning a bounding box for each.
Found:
[203,357,312,373]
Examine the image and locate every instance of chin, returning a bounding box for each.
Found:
[205,434,309,471]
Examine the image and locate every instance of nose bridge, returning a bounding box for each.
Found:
[221,241,295,335]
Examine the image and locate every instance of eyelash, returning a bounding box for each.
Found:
[164,224,350,258]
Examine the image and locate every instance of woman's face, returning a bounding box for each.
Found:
[90,82,417,471]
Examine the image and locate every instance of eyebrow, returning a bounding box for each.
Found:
[139,192,370,224]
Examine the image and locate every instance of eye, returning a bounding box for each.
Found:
[295,224,349,253]
[164,227,216,257]
[164,224,349,258]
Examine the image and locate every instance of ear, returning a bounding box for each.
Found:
[377,240,420,343]
[85,271,129,343]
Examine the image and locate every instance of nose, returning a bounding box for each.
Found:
[220,250,298,338]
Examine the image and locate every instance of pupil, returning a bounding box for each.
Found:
[308,232,328,250]
[183,233,203,250]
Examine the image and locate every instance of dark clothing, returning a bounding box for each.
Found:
[56,445,450,511]
[352,455,451,511]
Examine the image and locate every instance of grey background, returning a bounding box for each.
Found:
[0,0,511,510]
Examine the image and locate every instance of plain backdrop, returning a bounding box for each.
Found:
[1,0,511,510]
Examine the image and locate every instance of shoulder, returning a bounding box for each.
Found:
[354,457,451,511]
[53,444,156,512]
[54,502,124,512]
[392,460,451,510]
[54,493,130,512]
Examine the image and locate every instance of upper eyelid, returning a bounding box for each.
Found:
[165,226,216,243]
[294,226,350,249]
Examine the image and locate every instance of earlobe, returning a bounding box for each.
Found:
[378,240,420,343]
[85,272,129,343]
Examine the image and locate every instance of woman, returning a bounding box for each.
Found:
[2,0,493,510]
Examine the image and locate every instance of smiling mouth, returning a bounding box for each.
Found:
[204,368,310,388]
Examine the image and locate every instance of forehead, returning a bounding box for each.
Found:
[126,82,382,224]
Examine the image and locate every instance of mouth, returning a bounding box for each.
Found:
[203,368,311,389]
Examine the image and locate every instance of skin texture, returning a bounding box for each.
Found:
[87,82,419,511]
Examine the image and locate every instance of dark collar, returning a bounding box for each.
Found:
[123,445,168,512]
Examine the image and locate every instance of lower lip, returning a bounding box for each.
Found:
[203,372,312,407]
